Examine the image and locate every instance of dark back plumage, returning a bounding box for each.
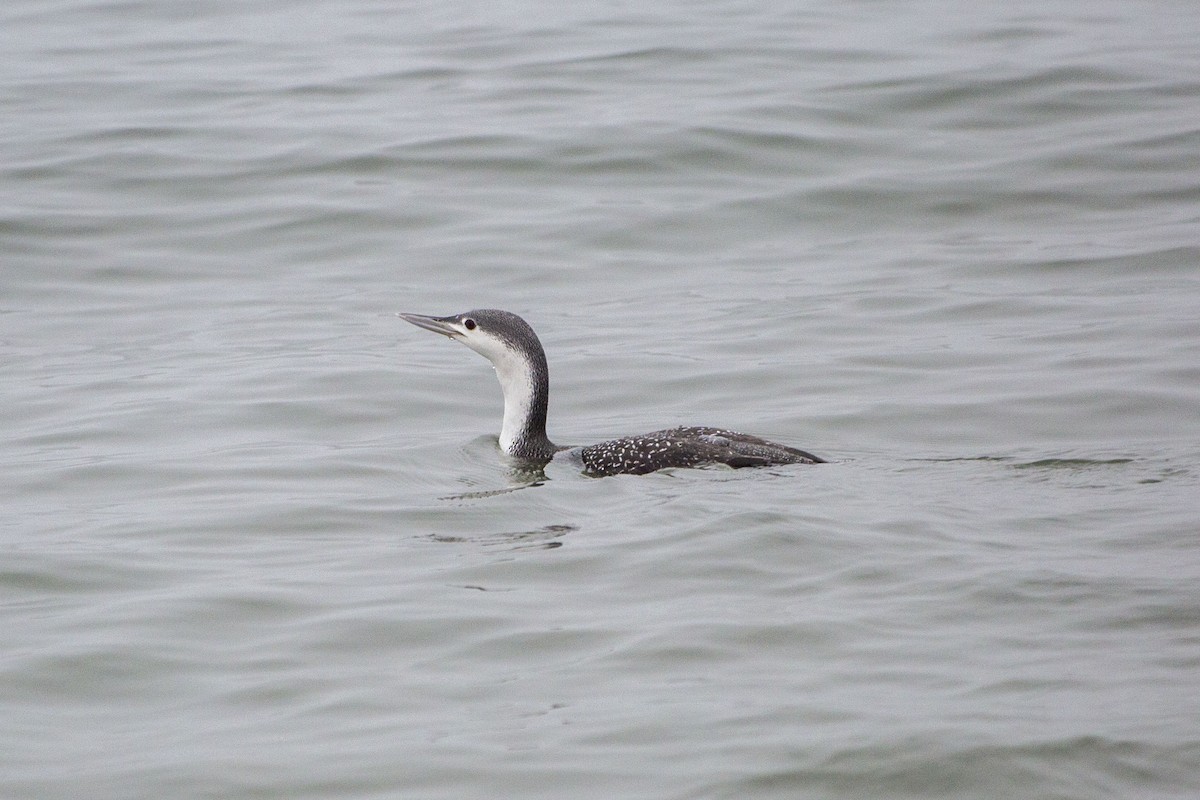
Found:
[579,426,824,476]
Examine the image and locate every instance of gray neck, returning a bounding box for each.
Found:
[494,344,557,463]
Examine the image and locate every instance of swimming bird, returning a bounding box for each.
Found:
[398,309,824,476]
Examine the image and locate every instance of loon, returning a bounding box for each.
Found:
[398,309,824,477]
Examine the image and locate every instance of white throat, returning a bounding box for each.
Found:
[489,349,536,455]
[454,324,545,456]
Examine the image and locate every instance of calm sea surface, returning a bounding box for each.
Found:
[3,1,1199,797]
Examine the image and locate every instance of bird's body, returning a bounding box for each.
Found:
[574,426,824,476]
[398,309,824,476]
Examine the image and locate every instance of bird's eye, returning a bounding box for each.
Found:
[463,318,477,331]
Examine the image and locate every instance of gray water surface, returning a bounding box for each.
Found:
[3,1,1199,798]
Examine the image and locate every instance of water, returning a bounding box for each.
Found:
[3,0,1199,797]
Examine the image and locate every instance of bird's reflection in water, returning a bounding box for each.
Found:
[438,463,548,501]
[430,523,575,551]
[433,466,572,551]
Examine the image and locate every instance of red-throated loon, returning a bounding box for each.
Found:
[398,309,825,476]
